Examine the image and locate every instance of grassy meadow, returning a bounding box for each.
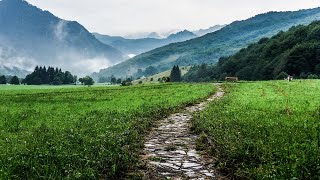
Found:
[0,83,215,179]
[193,80,320,179]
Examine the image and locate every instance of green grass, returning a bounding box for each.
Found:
[0,83,214,179]
[193,80,320,179]
[0,84,116,91]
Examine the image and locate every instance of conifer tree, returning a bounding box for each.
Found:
[23,66,76,85]
[10,76,20,85]
[170,65,182,82]
[0,75,6,84]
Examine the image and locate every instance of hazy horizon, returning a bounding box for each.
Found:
[26,0,320,36]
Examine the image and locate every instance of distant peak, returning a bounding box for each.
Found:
[179,30,193,34]
[147,32,162,39]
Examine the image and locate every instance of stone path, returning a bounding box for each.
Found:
[141,86,224,179]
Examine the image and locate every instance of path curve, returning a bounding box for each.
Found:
[141,85,224,179]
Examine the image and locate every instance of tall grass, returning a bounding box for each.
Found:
[0,83,214,179]
[193,80,320,179]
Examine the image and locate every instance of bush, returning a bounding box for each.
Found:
[121,81,133,86]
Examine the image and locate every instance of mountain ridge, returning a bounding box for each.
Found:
[184,21,320,81]
[93,30,197,56]
[94,7,320,79]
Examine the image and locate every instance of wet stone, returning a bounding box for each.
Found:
[141,87,224,179]
[182,162,201,168]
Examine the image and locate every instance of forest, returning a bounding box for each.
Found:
[22,66,77,85]
[184,21,320,82]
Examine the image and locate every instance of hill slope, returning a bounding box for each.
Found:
[0,0,126,76]
[184,21,320,81]
[192,25,226,36]
[93,30,197,56]
[95,7,320,78]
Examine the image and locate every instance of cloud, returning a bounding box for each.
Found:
[54,20,68,41]
[0,44,113,76]
[26,0,320,36]
[0,46,37,71]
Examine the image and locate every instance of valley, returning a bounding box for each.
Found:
[0,0,320,179]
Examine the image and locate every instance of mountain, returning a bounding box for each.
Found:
[94,7,320,78]
[166,30,197,42]
[193,25,226,36]
[0,0,126,76]
[93,30,197,56]
[0,65,30,78]
[184,21,320,81]
[147,32,162,39]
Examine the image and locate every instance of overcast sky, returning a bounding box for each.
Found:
[26,0,320,36]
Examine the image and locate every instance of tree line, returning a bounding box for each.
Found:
[0,75,20,85]
[22,66,77,85]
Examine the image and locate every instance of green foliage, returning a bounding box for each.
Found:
[0,83,214,179]
[79,76,95,86]
[193,80,320,179]
[0,75,6,84]
[121,77,133,86]
[170,65,182,82]
[133,66,159,78]
[23,66,76,85]
[185,21,320,82]
[10,76,20,85]
[161,77,170,83]
[183,64,215,82]
[315,64,320,75]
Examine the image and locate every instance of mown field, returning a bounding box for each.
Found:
[0,83,214,179]
[193,80,320,179]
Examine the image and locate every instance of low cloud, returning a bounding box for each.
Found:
[0,46,37,71]
[54,20,68,41]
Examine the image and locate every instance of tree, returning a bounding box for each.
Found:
[162,77,170,83]
[73,75,78,84]
[10,76,20,85]
[63,71,74,84]
[116,78,122,84]
[170,65,182,82]
[307,74,319,79]
[23,66,76,85]
[52,76,62,85]
[110,76,117,84]
[0,75,6,84]
[81,76,94,86]
[315,64,320,75]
